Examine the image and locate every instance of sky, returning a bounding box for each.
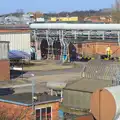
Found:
[0,0,115,14]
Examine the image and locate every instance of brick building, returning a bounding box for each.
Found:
[0,41,10,81]
[74,40,120,58]
[0,92,61,120]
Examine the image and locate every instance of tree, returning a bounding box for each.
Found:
[112,0,120,23]
[15,9,24,17]
[0,105,34,120]
[33,11,43,19]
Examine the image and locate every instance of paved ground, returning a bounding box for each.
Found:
[23,67,85,77]
[2,62,87,94]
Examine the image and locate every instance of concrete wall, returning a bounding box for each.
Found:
[0,102,32,120]
[0,60,10,81]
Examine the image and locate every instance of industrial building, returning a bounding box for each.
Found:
[0,29,31,54]
[30,23,120,61]
[62,60,120,116]
[49,17,78,22]
[0,41,10,81]
[0,92,61,120]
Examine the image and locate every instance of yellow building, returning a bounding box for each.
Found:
[50,17,78,22]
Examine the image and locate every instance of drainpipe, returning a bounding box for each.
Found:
[34,30,37,60]
[46,30,49,59]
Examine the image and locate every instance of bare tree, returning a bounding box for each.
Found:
[0,105,34,120]
[112,0,120,23]
[32,11,43,21]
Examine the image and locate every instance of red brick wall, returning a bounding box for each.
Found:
[76,115,95,120]
[0,60,10,81]
[77,42,120,57]
[0,102,32,120]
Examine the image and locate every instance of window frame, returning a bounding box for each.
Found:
[35,106,52,120]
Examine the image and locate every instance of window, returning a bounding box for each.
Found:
[36,109,40,120]
[36,107,52,120]
[47,107,51,120]
[41,108,46,120]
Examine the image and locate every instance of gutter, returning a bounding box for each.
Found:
[0,99,61,107]
[0,99,31,106]
[34,99,61,105]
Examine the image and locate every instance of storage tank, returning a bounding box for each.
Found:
[46,82,67,90]
[90,86,120,120]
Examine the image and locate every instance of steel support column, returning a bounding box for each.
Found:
[88,31,91,40]
[74,30,77,39]
[46,30,50,59]
[118,31,120,46]
[34,30,38,60]
[102,31,105,40]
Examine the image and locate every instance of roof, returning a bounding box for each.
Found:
[30,23,120,30]
[84,60,120,81]
[0,92,61,106]
[65,78,112,92]
[0,29,31,33]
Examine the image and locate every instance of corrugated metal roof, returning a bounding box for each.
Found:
[84,60,120,81]
[0,29,31,33]
[65,78,112,92]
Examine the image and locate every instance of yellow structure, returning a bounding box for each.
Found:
[50,17,78,22]
[106,47,112,59]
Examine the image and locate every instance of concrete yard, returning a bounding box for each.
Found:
[23,60,74,71]
[1,61,86,94]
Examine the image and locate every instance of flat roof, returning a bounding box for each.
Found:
[65,78,112,93]
[30,23,120,30]
[0,29,31,33]
[0,92,61,106]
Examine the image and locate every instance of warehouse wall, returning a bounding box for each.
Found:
[0,32,31,54]
[63,89,91,111]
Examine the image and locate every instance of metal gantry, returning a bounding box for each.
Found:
[33,29,120,42]
[32,29,120,60]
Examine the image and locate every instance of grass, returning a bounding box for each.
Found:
[23,63,73,71]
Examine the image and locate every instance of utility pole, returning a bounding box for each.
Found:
[31,74,35,115]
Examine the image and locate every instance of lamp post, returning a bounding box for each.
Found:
[31,74,35,114]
